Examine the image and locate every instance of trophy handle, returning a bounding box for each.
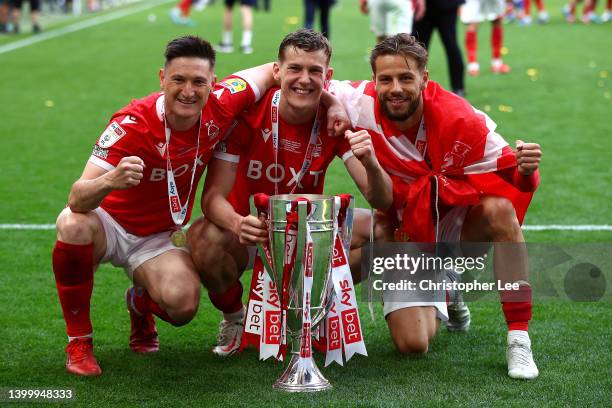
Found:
[250,196,276,275]
[340,196,355,256]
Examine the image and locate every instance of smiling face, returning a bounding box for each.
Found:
[273,47,332,123]
[373,54,428,125]
[159,56,214,130]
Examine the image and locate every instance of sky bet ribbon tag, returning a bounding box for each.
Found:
[261,267,282,360]
[331,236,367,361]
[241,256,265,352]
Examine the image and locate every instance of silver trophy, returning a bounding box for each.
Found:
[250,193,353,392]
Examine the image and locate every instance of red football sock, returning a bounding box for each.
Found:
[501,284,532,332]
[179,0,192,17]
[608,0,611,11]
[524,0,532,16]
[491,24,503,59]
[466,30,478,63]
[208,282,244,314]
[131,289,176,325]
[53,241,94,338]
[535,0,545,12]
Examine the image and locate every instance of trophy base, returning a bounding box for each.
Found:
[273,353,331,392]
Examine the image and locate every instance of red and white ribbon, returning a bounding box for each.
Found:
[241,194,366,365]
[299,219,314,362]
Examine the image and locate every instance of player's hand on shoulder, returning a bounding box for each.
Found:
[106,156,145,189]
[346,130,378,169]
[236,214,268,245]
[327,103,351,137]
[515,140,542,176]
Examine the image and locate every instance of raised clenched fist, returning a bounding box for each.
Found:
[515,140,542,176]
[346,129,378,169]
[107,156,145,189]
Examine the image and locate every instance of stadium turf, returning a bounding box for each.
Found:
[0,0,610,406]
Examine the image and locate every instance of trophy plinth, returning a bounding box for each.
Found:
[273,353,331,392]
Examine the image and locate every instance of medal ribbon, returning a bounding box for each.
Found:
[270,89,322,195]
[163,114,201,230]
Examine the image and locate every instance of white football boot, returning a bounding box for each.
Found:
[212,309,245,356]
[507,330,539,379]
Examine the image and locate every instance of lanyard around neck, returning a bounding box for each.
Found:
[270,89,322,195]
[163,114,201,229]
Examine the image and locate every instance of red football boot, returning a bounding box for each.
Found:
[491,62,511,74]
[65,338,102,377]
[126,287,159,353]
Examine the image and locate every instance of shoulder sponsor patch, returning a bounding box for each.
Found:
[219,78,248,94]
[92,144,109,159]
[215,141,227,153]
[98,121,127,148]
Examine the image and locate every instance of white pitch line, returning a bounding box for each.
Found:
[1,224,611,231]
[522,225,612,231]
[1,224,56,230]
[0,0,174,55]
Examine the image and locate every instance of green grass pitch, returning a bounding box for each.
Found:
[0,0,610,406]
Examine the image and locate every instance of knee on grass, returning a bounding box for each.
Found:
[393,332,430,355]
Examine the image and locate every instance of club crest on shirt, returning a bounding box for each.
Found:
[442,141,471,169]
[416,140,427,156]
[204,120,220,140]
[98,121,126,148]
[220,78,247,94]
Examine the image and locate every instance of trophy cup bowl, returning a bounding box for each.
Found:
[251,194,335,392]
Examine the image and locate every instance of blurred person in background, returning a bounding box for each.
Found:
[0,0,9,33]
[461,0,510,76]
[304,0,336,39]
[170,0,196,26]
[563,0,609,22]
[413,0,466,96]
[218,0,256,54]
[360,0,425,43]
[518,0,548,24]
[9,0,41,33]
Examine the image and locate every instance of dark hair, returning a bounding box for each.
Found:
[164,35,216,68]
[278,29,332,64]
[370,34,428,73]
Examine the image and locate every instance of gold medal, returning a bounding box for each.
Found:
[171,230,187,247]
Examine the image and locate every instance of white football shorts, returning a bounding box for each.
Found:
[88,207,189,279]
[368,0,415,37]
[460,0,506,23]
[382,206,469,319]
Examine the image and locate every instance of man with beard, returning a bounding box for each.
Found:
[329,34,541,379]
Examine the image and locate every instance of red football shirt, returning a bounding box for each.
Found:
[88,75,260,235]
[214,87,353,216]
